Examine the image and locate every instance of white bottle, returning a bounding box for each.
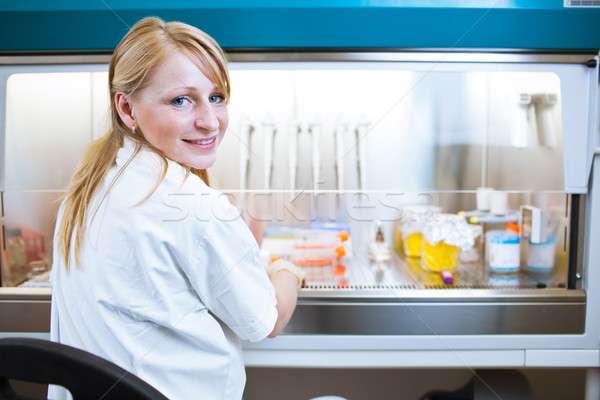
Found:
[488,223,520,274]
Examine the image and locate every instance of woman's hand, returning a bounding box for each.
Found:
[265,260,305,337]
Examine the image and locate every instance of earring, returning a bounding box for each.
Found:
[132,125,136,134]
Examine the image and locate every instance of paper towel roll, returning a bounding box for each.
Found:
[490,190,509,215]
[476,187,494,211]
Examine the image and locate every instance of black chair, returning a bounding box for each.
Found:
[0,337,168,400]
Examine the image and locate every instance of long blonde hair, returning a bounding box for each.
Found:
[57,17,230,268]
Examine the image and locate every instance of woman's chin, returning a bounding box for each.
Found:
[187,156,217,170]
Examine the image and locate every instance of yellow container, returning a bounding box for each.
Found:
[392,221,404,255]
[398,205,442,258]
[422,239,460,272]
[421,213,479,272]
[403,232,423,258]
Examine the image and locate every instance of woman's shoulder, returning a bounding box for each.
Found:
[178,174,241,222]
[111,142,240,221]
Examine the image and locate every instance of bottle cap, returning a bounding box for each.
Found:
[507,222,520,233]
[376,226,384,242]
[338,230,349,242]
[440,270,454,285]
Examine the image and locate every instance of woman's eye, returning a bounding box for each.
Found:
[171,96,190,106]
[209,94,225,104]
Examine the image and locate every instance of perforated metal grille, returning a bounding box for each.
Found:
[303,281,546,290]
[304,283,418,290]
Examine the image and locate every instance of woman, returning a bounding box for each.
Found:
[49,17,303,400]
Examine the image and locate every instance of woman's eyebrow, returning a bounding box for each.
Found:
[168,86,198,93]
[168,84,219,94]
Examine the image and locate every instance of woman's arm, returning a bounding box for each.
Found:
[264,259,305,338]
[267,269,299,338]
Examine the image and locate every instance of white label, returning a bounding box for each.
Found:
[489,242,520,271]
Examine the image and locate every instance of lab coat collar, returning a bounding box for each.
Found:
[116,136,194,181]
[117,136,171,168]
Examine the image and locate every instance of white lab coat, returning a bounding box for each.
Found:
[49,138,277,400]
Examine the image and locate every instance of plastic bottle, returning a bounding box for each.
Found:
[526,235,556,273]
[487,222,521,275]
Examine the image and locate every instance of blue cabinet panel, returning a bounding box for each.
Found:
[0,1,599,51]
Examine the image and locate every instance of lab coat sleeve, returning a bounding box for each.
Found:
[184,191,278,343]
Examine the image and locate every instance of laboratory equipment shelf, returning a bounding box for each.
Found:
[285,254,584,336]
[302,252,568,291]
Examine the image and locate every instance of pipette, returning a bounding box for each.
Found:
[309,121,322,192]
[239,115,254,192]
[288,119,301,193]
[512,93,533,148]
[262,116,276,191]
[334,117,348,191]
[355,117,370,191]
[532,93,557,148]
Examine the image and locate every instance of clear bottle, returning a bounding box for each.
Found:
[526,234,556,274]
[369,222,391,264]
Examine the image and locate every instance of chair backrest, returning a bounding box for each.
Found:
[0,337,168,400]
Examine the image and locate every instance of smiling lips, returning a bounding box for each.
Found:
[184,136,217,149]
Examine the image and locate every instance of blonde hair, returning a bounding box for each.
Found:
[57,16,230,268]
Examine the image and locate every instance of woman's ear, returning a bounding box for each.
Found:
[114,92,136,130]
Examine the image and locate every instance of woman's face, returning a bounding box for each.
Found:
[129,49,228,170]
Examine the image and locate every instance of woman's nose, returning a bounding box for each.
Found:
[194,102,220,132]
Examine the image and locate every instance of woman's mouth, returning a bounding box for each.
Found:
[183,136,217,149]
[185,137,216,145]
